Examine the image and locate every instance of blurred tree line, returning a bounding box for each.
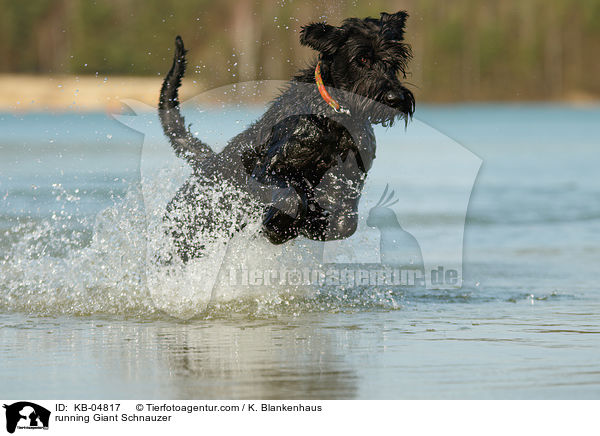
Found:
[1,0,599,101]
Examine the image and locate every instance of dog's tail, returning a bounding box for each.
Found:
[159,36,214,163]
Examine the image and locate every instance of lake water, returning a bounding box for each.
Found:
[1,104,599,399]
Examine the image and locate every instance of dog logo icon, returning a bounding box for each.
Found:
[367,184,424,270]
[3,402,50,434]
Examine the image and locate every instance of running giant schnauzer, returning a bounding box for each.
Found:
[158,11,415,263]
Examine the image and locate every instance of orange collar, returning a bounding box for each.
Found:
[315,62,350,115]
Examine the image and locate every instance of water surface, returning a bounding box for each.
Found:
[1,105,599,399]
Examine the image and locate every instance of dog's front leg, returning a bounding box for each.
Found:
[242,115,334,243]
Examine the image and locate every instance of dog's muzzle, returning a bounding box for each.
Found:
[384,88,415,117]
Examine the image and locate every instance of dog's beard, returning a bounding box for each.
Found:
[340,86,415,127]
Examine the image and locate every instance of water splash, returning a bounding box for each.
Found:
[1,170,326,319]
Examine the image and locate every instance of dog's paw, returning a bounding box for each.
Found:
[261,206,299,245]
[300,201,330,240]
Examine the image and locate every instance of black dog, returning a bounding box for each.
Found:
[158,11,415,263]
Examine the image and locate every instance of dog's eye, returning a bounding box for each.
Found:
[359,57,371,66]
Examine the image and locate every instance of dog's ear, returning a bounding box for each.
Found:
[380,11,408,41]
[300,22,346,55]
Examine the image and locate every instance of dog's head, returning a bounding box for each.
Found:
[301,11,415,126]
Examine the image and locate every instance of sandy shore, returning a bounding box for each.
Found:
[0,74,598,112]
[0,74,206,113]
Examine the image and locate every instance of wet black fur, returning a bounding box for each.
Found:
[158,11,415,262]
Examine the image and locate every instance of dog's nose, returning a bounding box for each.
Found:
[384,91,405,106]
